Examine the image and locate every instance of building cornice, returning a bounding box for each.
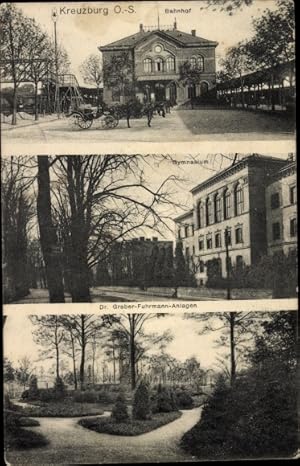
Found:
[191,155,288,195]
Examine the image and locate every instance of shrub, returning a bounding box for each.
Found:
[39,388,56,402]
[54,376,65,398]
[28,375,39,400]
[73,390,98,403]
[4,409,21,433]
[152,386,178,413]
[111,392,129,423]
[133,381,151,420]
[176,389,194,409]
[21,389,29,400]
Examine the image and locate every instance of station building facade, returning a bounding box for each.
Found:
[99,21,218,105]
[174,154,293,286]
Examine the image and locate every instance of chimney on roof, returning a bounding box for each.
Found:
[191,29,196,36]
[173,18,177,30]
[139,23,144,32]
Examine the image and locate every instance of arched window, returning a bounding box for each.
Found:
[190,57,197,69]
[197,55,204,71]
[143,58,152,73]
[155,58,164,72]
[214,193,222,223]
[223,189,231,219]
[166,56,175,72]
[234,183,244,215]
[206,197,213,225]
[197,201,205,229]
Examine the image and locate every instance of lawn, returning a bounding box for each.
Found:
[13,400,105,417]
[5,428,49,450]
[78,411,182,436]
[177,108,295,135]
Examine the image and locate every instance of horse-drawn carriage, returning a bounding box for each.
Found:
[67,99,172,130]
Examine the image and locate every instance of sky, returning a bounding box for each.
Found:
[3,313,225,373]
[15,1,279,87]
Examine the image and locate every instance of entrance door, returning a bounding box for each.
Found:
[168,82,177,104]
[200,82,209,95]
[188,84,196,99]
[154,83,165,102]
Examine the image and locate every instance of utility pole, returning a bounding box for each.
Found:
[225,227,231,300]
[52,8,60,118]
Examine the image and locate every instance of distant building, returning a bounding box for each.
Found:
[99,21,218,105]
[174,154,292,286]
[265,159,297,256]
[103,237,173,285]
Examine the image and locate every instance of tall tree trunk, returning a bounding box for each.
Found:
[129,319,136,390]
[37,156,65,302]
[34,82,39,121]
[55,343,60,379]
[230,312,236,385]
[79,315,85,389]
[112,343,116,383]
[271,72,275,111]
[70,330,77,390]
[12,85,17,125]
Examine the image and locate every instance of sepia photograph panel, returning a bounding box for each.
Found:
[3,310,298,463]
[1,1,295,145]
[2,153,297,305]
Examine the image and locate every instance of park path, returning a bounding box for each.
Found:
[7,407,202,464]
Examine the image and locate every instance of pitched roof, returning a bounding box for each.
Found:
[99,29,218,51]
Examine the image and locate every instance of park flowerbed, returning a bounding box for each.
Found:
[4,409,48,450]
[79,411,182,436]
[13,400,105,417]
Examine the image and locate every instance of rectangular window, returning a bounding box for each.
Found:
[271,193,280,209]
[207,237,212,249]
[236,255,244,269]
[290,218,297,237]
[185,247,190,257]
[184,226,189,238]
[272,222,281,240]
[235,227,243,244]
[290,186,296,204]
[112,87,121,102]
[191,225,194,236]
[192,246,195,255]
[225,229,232,246]
[199,239,204,251]
[178,229,181,239]
[215,233,222,248]
[199,261,205,273]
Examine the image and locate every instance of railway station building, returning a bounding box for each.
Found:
[99,21,218,105]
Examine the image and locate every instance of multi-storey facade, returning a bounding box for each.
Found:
[99,21,218,104]
[265,160,297,256]
[174,155,290,285]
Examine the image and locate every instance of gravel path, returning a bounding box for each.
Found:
[6,407,202,464]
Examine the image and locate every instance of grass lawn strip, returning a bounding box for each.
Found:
[5,428,49,450]
[19,417,40,427]
[13,401,104,418]
[79,411,182,436]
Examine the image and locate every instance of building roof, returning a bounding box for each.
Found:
[267,160,296,184]
[173,209,194,223]
[190,154,289,195]
[99,29,218,51]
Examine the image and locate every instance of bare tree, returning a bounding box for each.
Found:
[80,54,103,105]
[2,157,34,302]
[186,312,266,385]
[51,155,183,302]
[37,156,65,302]
[30,315,65,380]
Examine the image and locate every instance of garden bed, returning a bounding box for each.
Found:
[13,400,105,418]
[78,411,182,436]
[5,428,49,450]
